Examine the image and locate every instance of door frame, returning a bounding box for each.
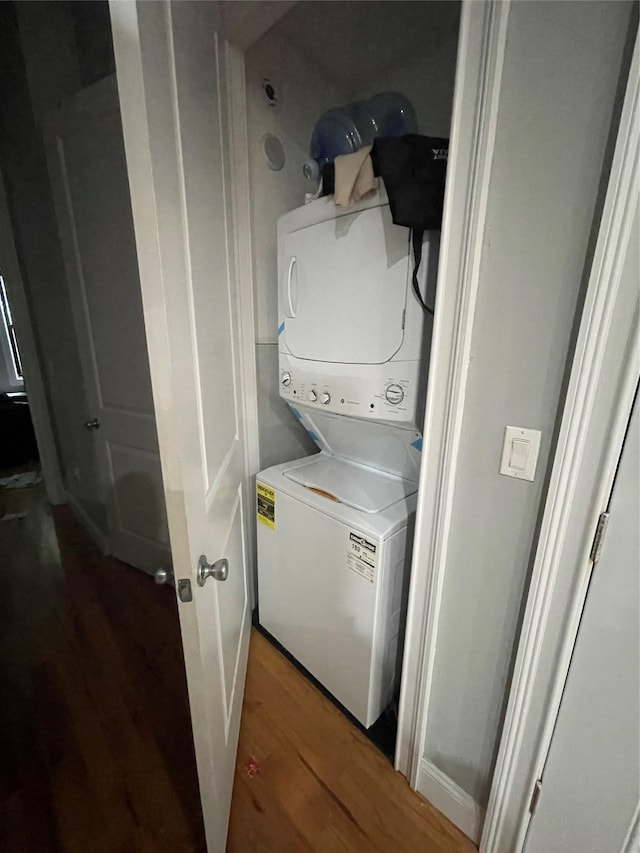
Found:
[225,41,261,608]
[394,0,510,835]
[0,169,65,503]
[481,30,639,853]
[223,0,509,832]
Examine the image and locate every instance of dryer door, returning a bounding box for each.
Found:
[281,204,409,364]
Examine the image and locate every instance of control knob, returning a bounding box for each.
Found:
[385,383,405,405]
[320,392,331,405]
[308,389,318,402]
[281,372,292,387]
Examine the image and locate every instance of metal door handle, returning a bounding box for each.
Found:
[197,554,229,586]
[84,418,100,430]
[154,566,174,585]
[285,256,297,318]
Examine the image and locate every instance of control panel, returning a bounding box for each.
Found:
[384,383,405,405]
[278,356,421,426]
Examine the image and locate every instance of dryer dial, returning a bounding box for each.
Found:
[281,372,292,387]
[320,392,331,405]
[385,383,405,405]
[308,389,318,402]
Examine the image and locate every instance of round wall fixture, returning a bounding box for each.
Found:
[262,78,280,110]
[261,133,286,171]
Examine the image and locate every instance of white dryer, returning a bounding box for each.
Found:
[277,188,439,433]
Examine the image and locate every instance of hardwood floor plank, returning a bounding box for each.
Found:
[227,770,315,853]
[51,752,112,853]
[0,791,29,853]
[0,500,206,853]
[229,630,477,853]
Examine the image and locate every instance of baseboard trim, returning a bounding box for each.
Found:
[417,757,484,844]
[63,490,110,555]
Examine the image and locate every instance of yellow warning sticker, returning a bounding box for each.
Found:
[257,482,275,529]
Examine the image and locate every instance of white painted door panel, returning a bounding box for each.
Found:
[45,76,169,572]
[525,391,640,853]
[110,2,252,849]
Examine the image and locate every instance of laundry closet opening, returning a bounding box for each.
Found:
[244,1,461,760]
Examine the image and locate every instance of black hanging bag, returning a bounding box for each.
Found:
[370,134,448,231]
[371,135,449,315]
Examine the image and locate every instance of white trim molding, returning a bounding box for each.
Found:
[417,759,485,844]
[0,170,65,504]
[225,42,259,481]
[395,0,511,803]
[225,40,261,610]
[481,31,639,853]
[623,803,640,853]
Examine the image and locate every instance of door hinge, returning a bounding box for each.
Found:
[529,779,542,815]
[589,511,610,564]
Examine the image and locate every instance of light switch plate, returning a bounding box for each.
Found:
[500,425,541,481]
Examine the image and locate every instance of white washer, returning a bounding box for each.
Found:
[256,453,416,728]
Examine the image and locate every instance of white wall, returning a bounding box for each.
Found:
[420,0,634,810]
[245,29,342,468]
[348,2,460,138]
[271,1,460,139]
[17,2,80,120]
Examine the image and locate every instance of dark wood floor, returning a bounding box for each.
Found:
[0,497,206,852]
[0,494,476,852]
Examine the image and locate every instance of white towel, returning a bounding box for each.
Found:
[334,145,377,207]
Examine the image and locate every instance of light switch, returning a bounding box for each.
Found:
[500,426,541,481]
[509,438,529,470]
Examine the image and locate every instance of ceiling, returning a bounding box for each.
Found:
[263,1,461,96]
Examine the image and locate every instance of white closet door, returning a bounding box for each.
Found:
[110,1,253,848]
[45,75,170,572]
[525,390,640,853]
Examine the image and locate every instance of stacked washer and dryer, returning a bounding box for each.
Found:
[256,187,438,729]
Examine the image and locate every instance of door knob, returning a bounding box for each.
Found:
[154,566,174,584]
[197,554,228,586]
[84,418,100,430]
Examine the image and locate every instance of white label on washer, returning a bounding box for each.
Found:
[347,530,377,583]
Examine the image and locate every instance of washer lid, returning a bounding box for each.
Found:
[283,454,416,514]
